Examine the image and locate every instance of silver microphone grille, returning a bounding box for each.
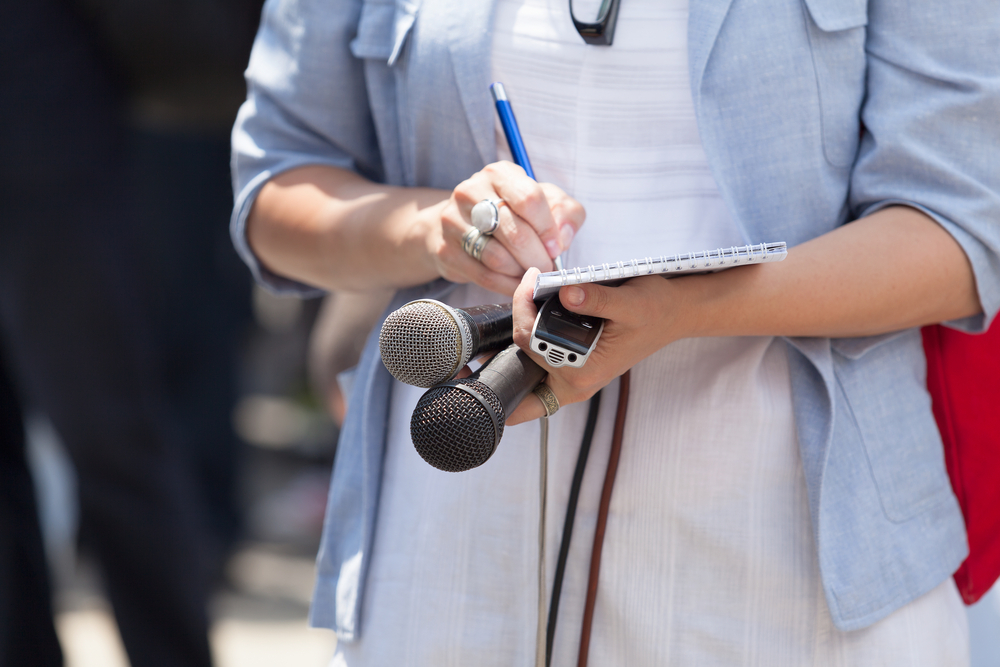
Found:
[379,301,462,388]
[410,379,506,472]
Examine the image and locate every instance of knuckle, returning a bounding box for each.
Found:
[520,185,547,214]
[452,188,476,209]
[503,225,533,253]
[512,322,532,348]
[506,182,542,212]
[440,206,462,229]
[503,188,527,211]
[493,160,524,179]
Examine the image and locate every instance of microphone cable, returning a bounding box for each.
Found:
[535,414,549,667]
[541,372,630,667]
[578,371,630,667]
[544,390,603,667]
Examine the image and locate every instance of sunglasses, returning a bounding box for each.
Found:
[569,0,621,45]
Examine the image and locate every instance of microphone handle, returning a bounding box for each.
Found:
[460,303,514,353]
[478,343,547,414]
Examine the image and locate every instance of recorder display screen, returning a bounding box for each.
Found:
[535,297,602,354]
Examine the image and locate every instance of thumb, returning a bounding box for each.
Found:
[558,282,621,319]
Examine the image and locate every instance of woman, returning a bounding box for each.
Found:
[232,0,1000,663]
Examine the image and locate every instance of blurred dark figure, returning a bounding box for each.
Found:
[0,352,62,666]
[77,0,264,572]
[0,0,259,665]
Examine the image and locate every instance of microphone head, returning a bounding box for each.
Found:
[410,378,505,472]
[379,300,472,388]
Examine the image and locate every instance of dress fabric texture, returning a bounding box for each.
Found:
[331,0,968,664]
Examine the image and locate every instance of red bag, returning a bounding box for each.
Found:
[922,322,1000,604]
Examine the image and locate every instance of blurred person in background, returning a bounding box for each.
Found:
[0,351,62,666]
[0,0,259,665]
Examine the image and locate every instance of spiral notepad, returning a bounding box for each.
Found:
[532,242,787,299]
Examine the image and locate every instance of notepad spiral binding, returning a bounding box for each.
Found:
[533,242,787,299]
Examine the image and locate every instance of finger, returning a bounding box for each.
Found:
[512,269,541,350]
[437,211,523,295]
[558,275,663,320]
[538,182,586,254]
[476,228,529,278]
[557,281,615,319]
[466,263,521,296]
[452,169,552,275]
[506,389,548,425]
[492,204,555,273]
[439,203,518,277]
[446,244,523,296]
[443,213,523,278]
[485,163,564,261]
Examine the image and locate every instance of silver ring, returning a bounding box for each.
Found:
[462,227,491,262]
[471,199,504,235]
[532,384,560,417]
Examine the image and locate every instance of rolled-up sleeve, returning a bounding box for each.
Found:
[850,0,1000,332]
[231,0,382,295]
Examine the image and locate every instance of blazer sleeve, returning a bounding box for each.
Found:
[230,0,382,295]
[850,0,1000,332]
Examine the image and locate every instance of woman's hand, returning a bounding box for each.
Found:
[502,205,985,425]
[507,268,688,424]
[249,162,583,295]
[423,161,584,296]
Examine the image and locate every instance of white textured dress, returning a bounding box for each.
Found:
[332,0,968,664]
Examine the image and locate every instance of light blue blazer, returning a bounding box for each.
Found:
[231,0,1000,638]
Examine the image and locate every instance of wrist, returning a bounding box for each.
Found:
[660,264,765,341]
[411,198,450,280]
[655,273,709,343]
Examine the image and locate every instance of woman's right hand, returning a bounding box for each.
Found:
[248,162,583,294]
[419,160,585,296]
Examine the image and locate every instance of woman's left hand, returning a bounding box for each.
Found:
[507,268,689,425]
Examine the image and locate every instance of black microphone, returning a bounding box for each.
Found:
[379,299,513,388]
[410,343,546,472]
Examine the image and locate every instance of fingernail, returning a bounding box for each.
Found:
[564,286,584,306]
[558,224,575,250]
[545,239,561,258]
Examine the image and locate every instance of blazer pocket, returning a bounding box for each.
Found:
[802,0,868,168]
[830,329,909,361]
[350,0,418,65]
[833,329,954,523]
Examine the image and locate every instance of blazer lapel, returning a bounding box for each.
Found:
[445,0,500,167]
[687,0,736,109]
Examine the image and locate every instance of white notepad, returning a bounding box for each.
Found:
[533,242,788,299]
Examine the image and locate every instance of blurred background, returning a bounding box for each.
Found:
[0,1,998,666]
[0,1,354,665]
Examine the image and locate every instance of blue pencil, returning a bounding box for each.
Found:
[490,82,536,179]
[490,82,564,269]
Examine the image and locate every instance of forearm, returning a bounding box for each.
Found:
[247,165,450,291]
[676,206,981,340]
[511,206,983,424]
